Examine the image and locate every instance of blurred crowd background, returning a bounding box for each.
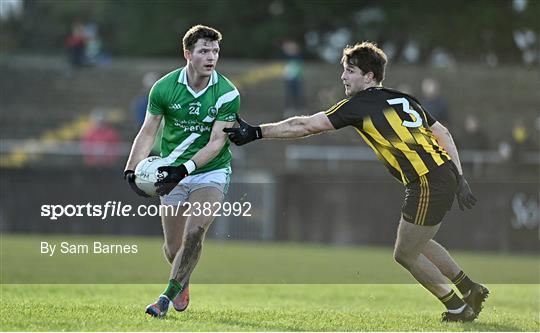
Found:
[0,0,538,253]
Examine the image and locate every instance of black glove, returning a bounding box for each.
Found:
[155,165,189,196]
[124,170,150,198]
[456,175,477,210]
[223,114,262,146]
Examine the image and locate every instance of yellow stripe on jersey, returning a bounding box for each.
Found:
[418,126,451,160]
[354,127,383,160]
[324,99,349,116]
[409,123,447,165]
[383,109,417,144]
[421,127,451,160]
[361,118,408,184]
[411,131,446,165]
[383,110,429,177]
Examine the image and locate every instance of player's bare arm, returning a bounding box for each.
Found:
[124,112,163,197]
[430,121,463,175]
[224,112,334,146]
[191,120,233,167]
[430,121,477,210]
[261,112,334,138]
[124,112,163,171]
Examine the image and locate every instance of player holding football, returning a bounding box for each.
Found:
[124,25,239,317]
[224,42,488,322]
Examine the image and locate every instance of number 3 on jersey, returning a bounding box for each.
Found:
[387,98,422,128]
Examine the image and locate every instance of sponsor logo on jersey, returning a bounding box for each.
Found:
[208,107,218,118]
[224,114,236,122]
[169,104,182,110]
[173,119,212,133]
[202,106,219,123]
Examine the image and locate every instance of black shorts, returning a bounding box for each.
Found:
[401,162,458,226]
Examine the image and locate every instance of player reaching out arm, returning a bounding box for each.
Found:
[225,42,485,323]
[226,112,476,210]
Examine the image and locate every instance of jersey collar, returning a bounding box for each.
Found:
[178,67,218,98]
[365,85,383,92]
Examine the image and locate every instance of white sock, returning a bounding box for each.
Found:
[448,304,467,314]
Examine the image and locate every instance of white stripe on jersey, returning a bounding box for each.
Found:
[202,89,240,122]
[162,132,201,164]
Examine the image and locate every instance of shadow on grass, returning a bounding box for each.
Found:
[200,315,529,332]
[452,321,524,332]
[144,309,529,332]
[204,317,307,331]
[152,313,301,331]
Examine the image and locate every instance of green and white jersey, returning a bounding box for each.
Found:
[147,67,240,175]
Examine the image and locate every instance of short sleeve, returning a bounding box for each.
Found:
[147,83,165,115]
[216,89,240,122]
[408,96,437,127]
[324,99,361,129]
[422,107,437,126]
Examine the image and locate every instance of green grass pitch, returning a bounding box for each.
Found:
[1,235,539,331]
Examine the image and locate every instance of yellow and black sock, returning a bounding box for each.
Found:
[438,290,466,311]
[452,271,475,296]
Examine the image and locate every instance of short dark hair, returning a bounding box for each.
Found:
[341,42,387,83]
[182,25,222,52]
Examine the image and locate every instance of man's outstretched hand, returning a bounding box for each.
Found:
[456,175,477,210]
[223,114,262,146]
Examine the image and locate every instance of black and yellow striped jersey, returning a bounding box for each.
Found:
[325,86,451,185]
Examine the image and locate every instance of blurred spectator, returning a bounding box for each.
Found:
[65,21,87,67]
[498,141,513,161]
[460,114,490,149]
[421,78,450,128]
[80,110,121,166]
[282,40,305,117]
[132,72,159,126]
[535,114,540,150]
[511,119,534,158]
[512,120,529,146]
[83,22,109,66]
[499,119,535,165]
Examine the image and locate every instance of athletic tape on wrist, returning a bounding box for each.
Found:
[184,160,197,174]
